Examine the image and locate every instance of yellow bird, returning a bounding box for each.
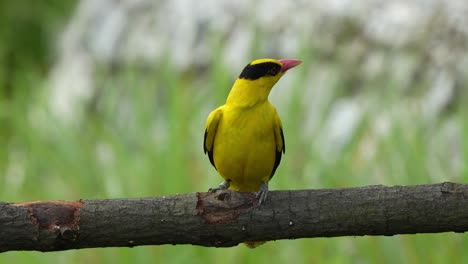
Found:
[203,58,302,204]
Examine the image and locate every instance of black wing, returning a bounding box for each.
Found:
[270,128,285,179]
[204,129,217,170]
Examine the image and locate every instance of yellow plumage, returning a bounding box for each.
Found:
[208,103,281,191]
[203,58,301,248]
[204,58,300,197]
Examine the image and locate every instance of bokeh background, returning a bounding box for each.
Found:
[1,0,468,263]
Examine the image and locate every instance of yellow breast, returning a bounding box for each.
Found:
[213,103,277,191]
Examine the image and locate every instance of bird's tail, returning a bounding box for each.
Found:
[244,241,266,248]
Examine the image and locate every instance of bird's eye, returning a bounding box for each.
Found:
[239,62,281,80]
[267,66,280,76]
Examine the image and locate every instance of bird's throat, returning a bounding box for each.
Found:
[226,78,273,107]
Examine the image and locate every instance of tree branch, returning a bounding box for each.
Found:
[1,182,467,252]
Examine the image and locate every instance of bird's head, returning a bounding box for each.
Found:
[239,58,302,85]
[227,58,302,106]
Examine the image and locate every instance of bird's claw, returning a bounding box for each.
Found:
[208,180,230,193]
[256,182,269,205]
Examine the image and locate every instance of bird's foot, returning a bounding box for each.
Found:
[208,180,230,193]
[256,182,269,205]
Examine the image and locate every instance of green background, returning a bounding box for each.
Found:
[1,1,467,263]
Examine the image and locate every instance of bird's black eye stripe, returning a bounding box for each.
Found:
[239,62,281,80]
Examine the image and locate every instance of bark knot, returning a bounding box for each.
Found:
[13,200,84,241]
[196,190,256,224]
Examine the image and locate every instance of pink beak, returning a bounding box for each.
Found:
[279,59,302,73]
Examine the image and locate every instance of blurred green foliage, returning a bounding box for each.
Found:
[0,0,77,172]
[0,1,76,93]
[1,2,468,264]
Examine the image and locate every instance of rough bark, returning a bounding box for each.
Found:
[1,182,467,252]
